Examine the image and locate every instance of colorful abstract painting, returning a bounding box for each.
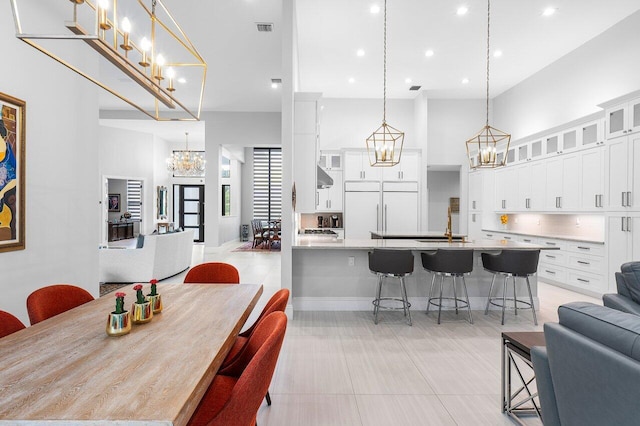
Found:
[0,93,25,252]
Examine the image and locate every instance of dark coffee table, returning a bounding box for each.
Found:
[501,331,546,425]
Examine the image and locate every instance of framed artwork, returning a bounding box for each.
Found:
[221,184,231,216]
[0,92,26,253]
[108,193,121,212]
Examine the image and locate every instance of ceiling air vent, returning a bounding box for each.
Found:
[271,78,282,84]
[409,85,422,91]
[256,22,274,32]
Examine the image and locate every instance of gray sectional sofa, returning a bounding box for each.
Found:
[531,302,640,426]
[603,261,640,316]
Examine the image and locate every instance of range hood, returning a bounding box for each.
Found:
[317,166,333,189]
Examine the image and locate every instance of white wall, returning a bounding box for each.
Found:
[0,2,100,324]
[319,98,415,149]
[494,10,640,139]
[202,111,281,247]
[98,126,157,235]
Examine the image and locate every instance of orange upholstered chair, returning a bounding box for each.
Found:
[26,284,94,325]
[184,262,240,284]
[188,312,287,426]
[0,310,26,338]
[219,288,289,406]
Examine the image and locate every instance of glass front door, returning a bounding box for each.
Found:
[174,185,204,242]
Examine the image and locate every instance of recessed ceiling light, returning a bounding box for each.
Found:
[357,49,365,57]
[543,7,557,16]
[177,78,187,84]
[457,6,468,15]
[493,50,503,58]
[405,78,412,84]
[425,49,434,57]
[370,4,380,14]
[348,77,355,84]
[462,78,469,84]
[271,83,278,89]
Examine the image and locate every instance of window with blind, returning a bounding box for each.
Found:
[253,148,282,221]
[126,180,143,221]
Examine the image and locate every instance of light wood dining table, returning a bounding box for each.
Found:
[0,283,263,425]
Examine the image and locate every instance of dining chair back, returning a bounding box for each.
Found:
[220,288,290,373]
[184,262,240,284]
[188,312,287,426]
[26,284,94,325]
[251,219,265,248]
[0,310,26,338]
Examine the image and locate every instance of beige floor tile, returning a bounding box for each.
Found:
[438,394,542,425]
[341,335,435,395]
[356,394,456,426]
[270,335,354,395]
[258,394,362,426]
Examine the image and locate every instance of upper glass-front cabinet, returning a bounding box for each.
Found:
[318,151,342,170]
[606,98,640,139]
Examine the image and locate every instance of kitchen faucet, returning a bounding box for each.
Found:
[444,206,453,243]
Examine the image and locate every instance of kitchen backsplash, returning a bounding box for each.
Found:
[300,212,343,229]
[497,213,605,241]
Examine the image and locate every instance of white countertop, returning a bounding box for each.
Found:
[293,237,557,250]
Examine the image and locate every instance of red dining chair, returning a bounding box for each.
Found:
[219,288,289,406]
[26,284,94,325]
[187,312,287,426]
[184,262,240,284]
[0,310,26,338]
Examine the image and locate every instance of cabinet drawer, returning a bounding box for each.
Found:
[538,265,566,283]
[538,238,566,251]
[565,241,605,257]
[566,253,604,274]
[567,270,605,292]
[540,251,566,266]
[517,236,538,244]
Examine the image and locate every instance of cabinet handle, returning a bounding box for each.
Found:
[384,204,388,231]
[376,204,380,230]
[577,261,591,265]
[622,217,626,232]
[595,194,598,208]
[546,242,556,246]
[545,270,556,275]
[502,200,506,209]
[622,192,627,207]
[316,192,319,206]
[577,246,590,251]
[628,217,632,232]
[545,255,556,259]
[523,239,531,242]
[504,236,511,240]
[628,192,632,207]
[472,201,476,210]
[577,278,590,283]
[486,234,493,237]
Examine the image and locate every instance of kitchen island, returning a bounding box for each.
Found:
[292,236,557,312]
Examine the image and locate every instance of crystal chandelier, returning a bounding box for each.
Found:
[465,0,511,169]
[166,132,205,176]
[365,0,404,167]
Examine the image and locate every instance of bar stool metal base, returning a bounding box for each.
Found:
[372,274,412,326]
[426,273,473,324]
[484,274,538,326]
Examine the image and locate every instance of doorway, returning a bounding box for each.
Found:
[174,185,205,242]
[427,167,461,233]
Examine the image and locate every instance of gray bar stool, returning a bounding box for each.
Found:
[369,249,414,326]
[482,250,540,325]
[421,250,474,324]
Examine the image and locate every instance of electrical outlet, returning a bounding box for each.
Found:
[348,256,355,266]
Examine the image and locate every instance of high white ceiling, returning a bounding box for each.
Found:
[91,0,640,143]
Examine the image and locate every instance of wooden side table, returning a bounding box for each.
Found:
[501,331,546,425]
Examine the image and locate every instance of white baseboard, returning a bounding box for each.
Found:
[293,296,539,312]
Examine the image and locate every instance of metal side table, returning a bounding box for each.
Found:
[501,331,546,425]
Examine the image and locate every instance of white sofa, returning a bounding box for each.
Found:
[99,230,194,283]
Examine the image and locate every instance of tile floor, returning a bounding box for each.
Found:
[147,240,602,425]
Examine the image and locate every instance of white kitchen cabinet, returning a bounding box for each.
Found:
[316,170,343,212]
[607,215,640,292]
[343,150,382,181]
[468,171,483,211]
[293,93,321,213]
[517,145,529,163]
[580,147,605,210]
[606,135,640,211]
[318,151,342,170]
[545,134,561,156]
[382,151,420,181]
[344,181,381,239]
[381,182,419,233]
[530,140,544,161]
[545,153,580,210]
[580,119,605,148]
[605,98,640,139]
[494,167,517,211]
